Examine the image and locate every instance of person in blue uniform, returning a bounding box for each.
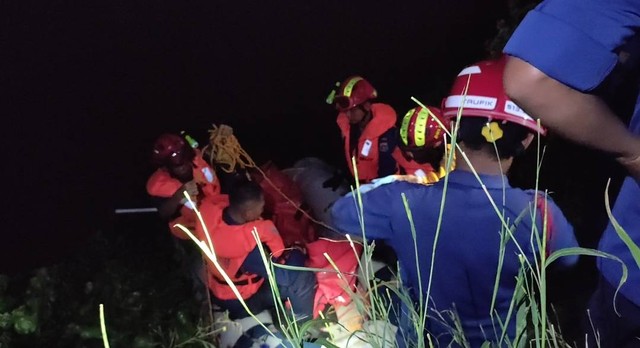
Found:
[502,1,640,346]
[330,57,579,347]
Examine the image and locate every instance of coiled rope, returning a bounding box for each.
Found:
[203,124,340,234]
[204,124,256,173]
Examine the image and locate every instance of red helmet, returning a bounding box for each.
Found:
[152,133,194,167]
[399,106,448,149]
[334,76,377,111]
[442,55,546,135]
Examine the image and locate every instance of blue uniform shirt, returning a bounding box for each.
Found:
[331,171,578,345]
[504,0,640,307]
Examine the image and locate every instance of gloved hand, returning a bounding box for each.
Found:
[176,181,200,208]
[346,174,399,198]
[394,174,424,184]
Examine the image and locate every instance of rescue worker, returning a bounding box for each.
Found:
[146,133,223,239]
[196,180,317,334]
[146,133,225,299]
[393,106,452,184]
[329,75,398,184]
[502,1,640,345]
[330,57,579,347]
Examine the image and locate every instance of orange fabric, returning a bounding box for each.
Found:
[252,162,318,246]
[168,206,200,239]
[253,161,304,211]
[195,201,285,300]
[391,145,456,185]
[306,239,363,317]
[271,203,317,246]
[536,195,555,257]
[192,151,222,198]
[392,148,440,183]
[146,149,223,239]
[337,103,397,183]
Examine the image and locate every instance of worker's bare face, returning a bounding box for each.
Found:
[169,162,193,182]
[346,106,366,125]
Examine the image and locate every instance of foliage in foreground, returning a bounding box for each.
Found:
[0,219,216,348]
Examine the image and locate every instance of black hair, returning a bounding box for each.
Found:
[457,117,530,159]
[228,179,264,208]
[402,145,446,171]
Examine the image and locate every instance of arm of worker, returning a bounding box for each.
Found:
[504,58,640,175]
[540,199,580,269]
[242,220,301,280]
[502,0,640,181]
[255,220,286,259]
[241,243,309,288]
[517,192,580,269]
[378,126,399,178]
[330,182,399,241]
[157,181,199,220]
[241,245,271,278]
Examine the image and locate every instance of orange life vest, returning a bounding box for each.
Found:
[306,238,363,317]
[337,103,397,183]
[195,201,285,300]
[392,148,442,184]
[146,149,223,239]
[391,144,456,185]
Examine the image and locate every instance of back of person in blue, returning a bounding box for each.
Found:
[331,57,579,347]
[503,1,640,346]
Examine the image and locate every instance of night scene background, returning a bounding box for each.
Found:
[0,0,636,346]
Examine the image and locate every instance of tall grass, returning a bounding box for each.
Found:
[95,161,636,348]
[408,90,631,347]
[100,89,637,347]
[338,93,633,347]
[99,304,110,348]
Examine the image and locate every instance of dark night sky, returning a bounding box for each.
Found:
[1,1,508,272]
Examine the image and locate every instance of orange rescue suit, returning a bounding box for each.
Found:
[146,149,223,239]
[195,201,285,300]
[337,103,397,183]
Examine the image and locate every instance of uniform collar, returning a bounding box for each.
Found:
[447,170,511,190]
